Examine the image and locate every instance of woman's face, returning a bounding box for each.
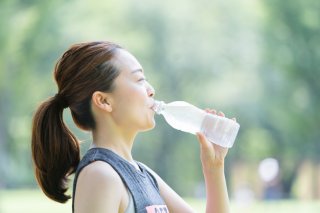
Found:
[109,49,156,132]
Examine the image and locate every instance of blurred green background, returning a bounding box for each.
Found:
[0,0,319,212]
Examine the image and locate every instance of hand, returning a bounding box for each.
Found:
[196,109,233,171]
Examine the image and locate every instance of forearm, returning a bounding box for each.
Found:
[196,131,230,213]
[203,165,230,213]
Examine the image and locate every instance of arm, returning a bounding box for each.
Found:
[197,132,230,213]
[74,161,127,213]
[144,110,231,213]
[196,109,231,213]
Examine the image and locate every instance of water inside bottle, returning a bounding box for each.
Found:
[153,101,205,134]
[162,105,204,134]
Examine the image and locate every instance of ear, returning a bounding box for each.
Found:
[91,91,113,112]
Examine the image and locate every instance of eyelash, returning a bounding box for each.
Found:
[138,78,147,82]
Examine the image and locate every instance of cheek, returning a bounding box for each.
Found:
[113,86,146,117]
[119,89,145,107]
[124,84,147,104]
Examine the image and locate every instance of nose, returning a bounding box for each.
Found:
[147,84,155,97]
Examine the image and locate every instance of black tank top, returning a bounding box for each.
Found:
[72,147,169,213]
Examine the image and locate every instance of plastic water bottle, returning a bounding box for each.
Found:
[152,101,240,148]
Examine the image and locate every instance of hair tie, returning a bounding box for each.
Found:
[54,93,68,109]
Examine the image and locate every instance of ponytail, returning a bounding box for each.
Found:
[31,95,80,203]
[31,41,122,203]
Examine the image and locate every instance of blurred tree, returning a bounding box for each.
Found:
[260,0,320,198]
[0,0,67,187]
[0,0,265,196]
[3,0,318,201]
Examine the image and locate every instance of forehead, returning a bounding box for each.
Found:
[113,49,143,75]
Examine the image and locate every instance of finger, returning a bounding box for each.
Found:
[196,132,211,149]
[210,109,217,114]
[218,111,225,117]
[205,109,217,114]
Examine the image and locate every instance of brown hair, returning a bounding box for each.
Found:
[31,41,122,203]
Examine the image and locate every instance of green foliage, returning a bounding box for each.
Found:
[259,0,320,196]
[0,0,319,200]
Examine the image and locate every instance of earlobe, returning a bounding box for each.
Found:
[92,91,113,112]
[103,101,113,112]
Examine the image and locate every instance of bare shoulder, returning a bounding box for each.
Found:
[77,160,124,193]
[79,160,122,183]
[74,161,127,213]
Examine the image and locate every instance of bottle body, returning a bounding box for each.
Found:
[201,113,240,148]
[153,101,240,148]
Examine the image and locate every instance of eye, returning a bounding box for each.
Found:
[138,78,148,82]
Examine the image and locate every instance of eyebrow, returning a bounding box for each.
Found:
[131,69,144,74]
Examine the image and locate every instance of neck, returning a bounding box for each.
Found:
[91,125,137,162]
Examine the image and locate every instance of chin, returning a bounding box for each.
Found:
[140,120,156,132]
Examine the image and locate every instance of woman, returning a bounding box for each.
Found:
[31,41,230,213]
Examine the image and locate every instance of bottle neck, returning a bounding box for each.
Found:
[152,101,166,114]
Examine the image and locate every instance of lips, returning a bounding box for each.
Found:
[149,100,156,109]
[150,103,155,110]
